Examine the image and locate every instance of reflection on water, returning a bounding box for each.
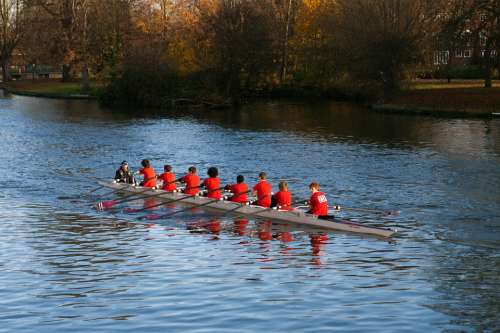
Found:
[0,94,499,332]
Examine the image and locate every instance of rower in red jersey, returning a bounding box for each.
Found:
[307,182,329,218]
[158,164,177,192]
[181,166,200,195]
[138,159,157,188]
[225,175,249,203]
[252,172,272,207]
[202,167,222,199]
[271,181,292,210]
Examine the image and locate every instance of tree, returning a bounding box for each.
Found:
[28,0,88,81]
[196,0,278,103]
[332,0,441,95]
[0,0,28,81]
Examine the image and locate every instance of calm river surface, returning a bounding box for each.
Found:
[0,92,499,332]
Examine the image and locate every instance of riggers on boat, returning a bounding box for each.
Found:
[97,180,397,238]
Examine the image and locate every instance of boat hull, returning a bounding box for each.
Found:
[98,181,396,238]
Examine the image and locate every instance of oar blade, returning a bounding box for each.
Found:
[143,214,163,221]
[123,207,140,213]
[94,200,118,211]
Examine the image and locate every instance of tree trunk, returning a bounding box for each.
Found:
[280,0,293,83]
[81,64,90,92]
[62,64,72,82]
[1,61,11,82]
[484,69,492,88]
[446,48,454,83]
[225,67,241,106]
[497,51,500,79]
[484,47,492,88]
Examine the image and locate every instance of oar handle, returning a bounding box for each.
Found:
[158,177,183,186]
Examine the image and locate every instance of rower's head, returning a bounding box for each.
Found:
[258,172,267,180]
[141,159,150,168]
[164,164,172,172]
[120,161,129,171]
[279,181,288,191]
[236,175,244,183]
[207,167,218,178]
[309,182,320,193]
[188,166,197,174]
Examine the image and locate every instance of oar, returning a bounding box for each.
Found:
[83,184,107,196]
[139,187,226,220]
[95,182,137,199]
[96,175,158,199]
[337,205,400,216]
[94,176,165,210]
[95,187,154,210]
[126,184,218,214]
[214,192,293,218]
[113,181,202,212]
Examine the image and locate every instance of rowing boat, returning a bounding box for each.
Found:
[97,180,397,238]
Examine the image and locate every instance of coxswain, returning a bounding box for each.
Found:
[114,161,135,183]
[158,164,177,192]
[271,181,292,210]
[252,172,272,207]
[181,166,200,195]
[225,175,249,204]
[307,182,329,219]
[138,159,157,187]
[202,167,222,199]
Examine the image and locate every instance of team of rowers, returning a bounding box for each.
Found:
[115,159,335,219]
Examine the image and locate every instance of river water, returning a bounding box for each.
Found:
[0,93,499,332]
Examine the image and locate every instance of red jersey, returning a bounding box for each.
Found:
[139,167,157,188]
[253,180,272,207]
[309,191,328,216]
[273,190,292,210]
[229,183,248,203]
[182,173,200,195]
[203,177,221,199]
[159,172,177,191]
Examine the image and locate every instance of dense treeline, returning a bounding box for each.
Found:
[1,0,499,106]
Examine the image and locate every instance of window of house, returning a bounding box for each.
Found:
[434,51,449,65]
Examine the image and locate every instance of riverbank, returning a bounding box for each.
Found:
[0,79,99,99]
[374,80,500,117]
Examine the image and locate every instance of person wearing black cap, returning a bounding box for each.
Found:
[115,161,135,183]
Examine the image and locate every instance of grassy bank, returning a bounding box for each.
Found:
[376,80,500,116]
[1,79,100,99]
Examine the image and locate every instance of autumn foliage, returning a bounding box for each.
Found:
[4,0,499,106]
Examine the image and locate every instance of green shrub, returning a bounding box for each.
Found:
[100,65,183,108]
[415,65,486,80]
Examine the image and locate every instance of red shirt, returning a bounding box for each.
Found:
[203,177,221,199]
[229,183,248,203]
[140,167,157,187]
[159,172,177,191]
[182,173,200,195]
[273,190,292,210]
[309,191,328,216]
[253,180,272,207]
